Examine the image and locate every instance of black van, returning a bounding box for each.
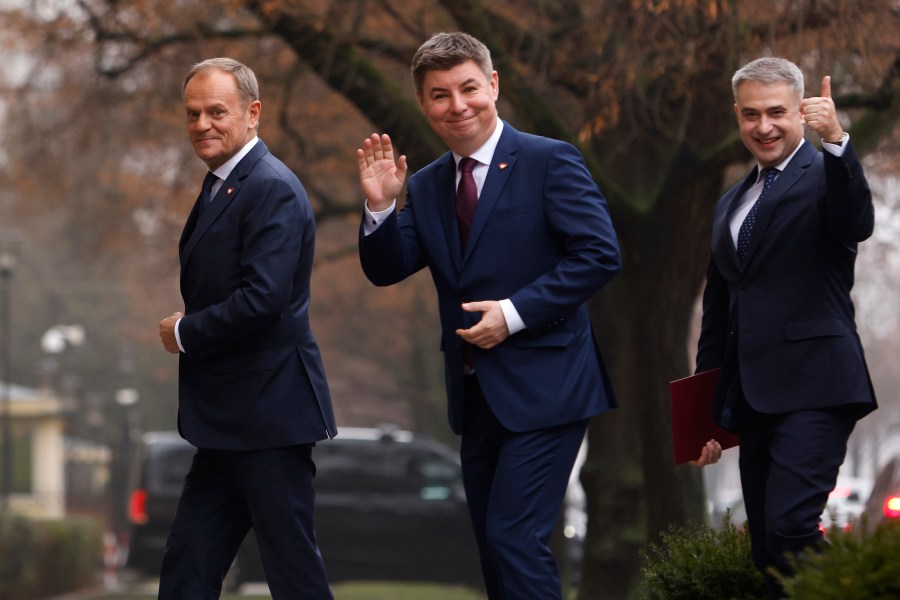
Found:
[124,427,485,589]
[125,425,584,590]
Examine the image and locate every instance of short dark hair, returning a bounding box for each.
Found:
[411,32,493,95]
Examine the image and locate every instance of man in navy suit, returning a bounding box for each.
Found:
[696,57,877,598]
[158,58,336,599]
[356,32,621,599]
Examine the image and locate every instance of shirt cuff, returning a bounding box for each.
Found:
[499,299,525,335]
[822,132,849,157]
[363,200,397,236]
[174,317,186,354]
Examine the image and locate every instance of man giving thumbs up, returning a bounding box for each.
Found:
[694,57,876,599]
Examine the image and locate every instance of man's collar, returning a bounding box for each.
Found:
[211,136,259,180]
[453,120,504,167]
[756,138,805,181]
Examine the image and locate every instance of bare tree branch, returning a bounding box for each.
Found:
[245,0,446,170]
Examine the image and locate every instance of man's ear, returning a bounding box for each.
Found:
[248,100,262,129]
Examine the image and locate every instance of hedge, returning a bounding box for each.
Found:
[0,513,102,599]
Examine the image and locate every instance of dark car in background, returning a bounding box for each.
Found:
[128,427,499,588]
[126,426,584,590]
[125,431,195,575]
[223,426,484,588]
[861,456,900,531]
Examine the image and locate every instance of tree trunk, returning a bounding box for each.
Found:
[578,151,732,597]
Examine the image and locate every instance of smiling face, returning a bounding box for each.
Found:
[416,60,499,157]
[734,79,805,168]
[184,69,260,170]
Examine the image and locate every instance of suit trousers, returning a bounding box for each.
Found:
[158,445,332,600]
[460,374,587,600]
[737,401,858,599]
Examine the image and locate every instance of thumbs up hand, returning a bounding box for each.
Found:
[800,75,844,144]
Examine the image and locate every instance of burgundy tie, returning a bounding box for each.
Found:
[456,157,478,251]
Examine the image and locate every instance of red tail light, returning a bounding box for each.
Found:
[883,495,900,519]
[129,489,149,524]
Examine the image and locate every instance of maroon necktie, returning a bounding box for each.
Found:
[456,157,478,251]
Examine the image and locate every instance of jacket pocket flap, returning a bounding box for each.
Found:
[486,204,528,223]
[515,331,574,348]
[784,319,847,341]
[211,349,278,373]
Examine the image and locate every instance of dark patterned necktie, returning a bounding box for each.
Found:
[198,171,217,217]
[737,167,778,264]
[456,157,478,251]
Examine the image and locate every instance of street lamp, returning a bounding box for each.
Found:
[0,232,21,514]
[39,324,86,412]
[114,388,139,409]
[113,388,140,535]
[41,324,86,355]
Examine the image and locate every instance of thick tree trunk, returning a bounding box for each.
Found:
[578,155,731,597]
[579,272,705,598]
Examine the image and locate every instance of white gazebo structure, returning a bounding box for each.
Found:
[0,380,67,518]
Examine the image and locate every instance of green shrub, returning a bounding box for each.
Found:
[639,512,767,600]
[0,513,102,599]
[779,518,900,600]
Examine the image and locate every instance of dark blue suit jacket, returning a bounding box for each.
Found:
[177,140,336,450]
[697,139,877,424]
[360,122,621,434]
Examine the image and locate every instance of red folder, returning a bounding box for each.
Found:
[668,368,740,465]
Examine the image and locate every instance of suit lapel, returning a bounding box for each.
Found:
[179,197,203,257]
[434,154,463,272]
[717,170,758,271]
[739,140,815,269]
[180,140,269,269]
[463,124,518,264]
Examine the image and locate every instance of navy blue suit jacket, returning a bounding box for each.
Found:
[177,140,336,450]
[697,139,877,425]
[360,122,621,434]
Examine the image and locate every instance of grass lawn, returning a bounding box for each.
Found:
[94,581,485,600]
[332,581,484,599]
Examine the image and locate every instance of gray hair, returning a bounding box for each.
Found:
[411,32,493,95]
[732,57,804,102]
[183,57,260,106]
